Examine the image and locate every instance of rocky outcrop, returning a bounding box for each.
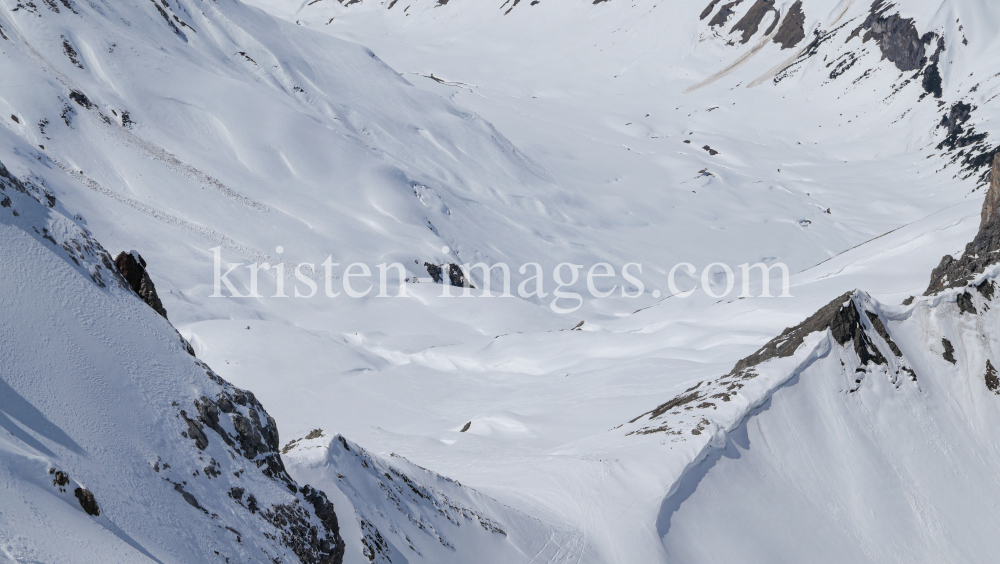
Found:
[180,362,346,564]
[730,0,776,44]
[629,289,916,434]
[772,0,805,49]
[708,0,744,28]
[74,487,101,516]
[700,0,723,20]
[857,0,930,72]
[7,154,344,563]
[933,102,996,186]
[114,251,167,318]
[424,261,474,288]
[47,467,102,516]
[925,153,1000,295]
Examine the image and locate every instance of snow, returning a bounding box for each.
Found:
[0,153,342,562]
[2,0,1000,562]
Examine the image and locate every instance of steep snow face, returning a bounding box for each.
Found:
[283,432,592,564]
[0,154,345,562]
[630,160,1000,562]
[658,280,1000,563]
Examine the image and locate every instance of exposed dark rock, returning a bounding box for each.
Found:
[730,292,853,373]
[62,37,84,69]
[865,311,902,356]
[986,360,1000,393]
[932,102,996,186]
[424,261,474,288]
[179,409,209,450]
[709,0,744,28]
[921,37,945,98]
[178,364,345,563]
[646,391,702,420]
[956,291,977,315]
[772,0,805,49]
[74,488,100,516]
[942,338,957,364]
[630,381,703,423]
[828,51,861,80]
[282,428,325,453]
[938,102,979,149]
[114,251,167,318]
[69,90,92,109]
[170,481,207,513]
[262,497,345,564]
[829,297,887,367]
[149,0,182,36]
[730,0,775,44]
[0,160,55,208]
[299,485,347,564]
[977,279,995,300]
[926,154,1000,294]
[700,0,722,20]
[857,1,928,72]
[460,421,471,432]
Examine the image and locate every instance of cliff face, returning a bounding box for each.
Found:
[114,251,168,319]
[925,153,1000,295]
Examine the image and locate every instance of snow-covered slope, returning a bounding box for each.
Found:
[655,196,1000,562]
[0,153,346,562]
[661,283,1000,563]
[4,0,1000,562]
[283,431,592,564]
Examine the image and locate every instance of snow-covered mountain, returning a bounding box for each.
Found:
[1,156,346,562]
[653,154,1000,563]
[2,0,1000,562]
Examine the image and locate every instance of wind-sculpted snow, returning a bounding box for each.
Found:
[5,0,1000,561]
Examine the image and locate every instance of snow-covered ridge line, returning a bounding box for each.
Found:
[1,155,346,562]
[645,267,1000,558]
[625,288,904,493]
[660,249,1000,562]
[653,150,1000,559]
[283,431,584,564]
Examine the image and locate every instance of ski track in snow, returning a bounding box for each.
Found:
[49,158,301,277]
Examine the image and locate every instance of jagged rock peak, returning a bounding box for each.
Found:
[925,153,1000,295]
[114,250,167,318]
